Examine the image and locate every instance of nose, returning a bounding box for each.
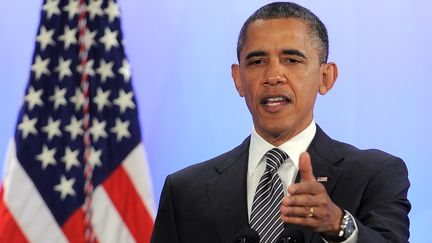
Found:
[263,60,286,86]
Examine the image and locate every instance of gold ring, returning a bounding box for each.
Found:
[307,207,314,218]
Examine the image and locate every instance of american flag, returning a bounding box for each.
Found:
[0,0,155,242]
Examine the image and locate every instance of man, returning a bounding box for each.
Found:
[151,2,410,243]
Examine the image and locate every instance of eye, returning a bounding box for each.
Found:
[284,58,301,64]
[247,58,265,66]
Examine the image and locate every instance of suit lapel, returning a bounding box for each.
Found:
[306,125,344,195]
[206,138,250,242]
[293,125,345,242]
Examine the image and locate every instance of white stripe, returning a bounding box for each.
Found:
[262,222,283,243]
[250,190,272,223]
[2,140,68,243]
[260,205,282,233]
[252,184,271,209]
[122,142,155,219]
[251,190,280,231]
[251,173,280,219]
[92,186,135,243]
[259,211,283,242]
[253,196,281,233]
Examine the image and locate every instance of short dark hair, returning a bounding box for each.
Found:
[236,2,329,63]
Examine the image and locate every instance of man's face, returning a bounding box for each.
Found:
[232,18,337,145]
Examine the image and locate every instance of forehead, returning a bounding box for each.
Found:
[242,18,316,57]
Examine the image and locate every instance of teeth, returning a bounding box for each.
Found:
[267,102,279,106]
[267,97,285,102]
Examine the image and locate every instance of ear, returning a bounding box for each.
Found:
[319,62,338,95]
[231,64,244,97]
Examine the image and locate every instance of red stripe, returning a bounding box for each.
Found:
[62,208,86,243]
[0,186,29,243]
[103,165,154,243]
[62,208,100,243]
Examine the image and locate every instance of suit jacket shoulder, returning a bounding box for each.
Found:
[151,137,251,243]
[169,137,250,186]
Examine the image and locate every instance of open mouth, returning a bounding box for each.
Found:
[261,96,291,107]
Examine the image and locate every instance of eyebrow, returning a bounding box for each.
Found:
[244,49,307,61]
[245,51,267,61]
[282,49,307,59]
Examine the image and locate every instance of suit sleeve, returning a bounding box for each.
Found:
[355,157,411,243]
[150,175,180,243]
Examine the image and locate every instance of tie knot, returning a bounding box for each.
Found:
[265,148,288,171]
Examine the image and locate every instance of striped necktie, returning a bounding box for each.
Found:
[250,148,288,243]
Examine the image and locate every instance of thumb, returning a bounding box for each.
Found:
[299,152,316,182]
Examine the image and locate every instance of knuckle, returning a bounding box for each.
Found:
[317,197,327,206]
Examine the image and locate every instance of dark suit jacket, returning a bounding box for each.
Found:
[151,126,410,243]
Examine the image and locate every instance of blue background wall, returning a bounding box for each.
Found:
[1,1,431,241]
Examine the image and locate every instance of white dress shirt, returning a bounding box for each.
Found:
[246,121,358,242]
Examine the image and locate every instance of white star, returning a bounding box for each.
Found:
[110,118,130,142]
[83,29,98,48]
[114,90,135,113]
[118,59,131,82]
[87,0,104,20]
[93,88,111,112]
[42,117,62,141]
[36,26,56,51]
[18,115,38,139]
[58,26,77,49]
[99,27,119,51]
[77,59,95,77]
[61,147,80,172]
[105,0,120,22]
[64,116,83,140]
[24,87,43,110]
[37,145,57,169]
[49,86,67,110]
[69,88,84,112]
[31,56,50,80]
[88,147,102,168]
[43,0,61,19]
[62,0,79,20]
[54,176,76,200]
[90,118,108,142]
[96,59,115,82]
[55,57,72,80]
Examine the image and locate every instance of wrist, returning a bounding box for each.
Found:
[323,207,344,236]
[322,209,356,242]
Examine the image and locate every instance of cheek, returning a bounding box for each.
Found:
[240,75,259,100]
[291,74,320,104]
[244,86,259,108]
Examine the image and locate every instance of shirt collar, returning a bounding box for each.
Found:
[248,121,317,175]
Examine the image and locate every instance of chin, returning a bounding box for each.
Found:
[260,123,293,139]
